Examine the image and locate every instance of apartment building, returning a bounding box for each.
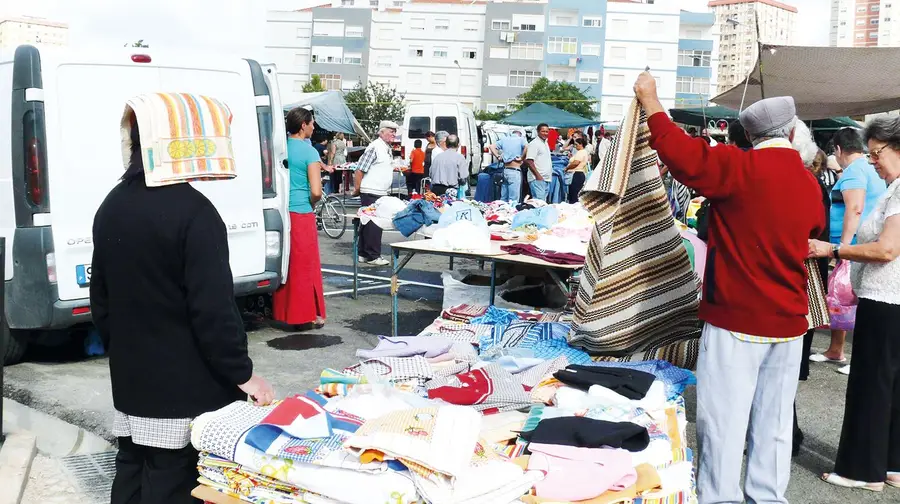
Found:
[709,0,796,90]
[0,16,68,49]
[309,7,373,92]
[832,0,899,47]
[601,1,680,123]
[676,10,719,108]
[367,8,404,87]
[266,10,313,103]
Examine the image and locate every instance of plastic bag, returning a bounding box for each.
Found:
[440,270,526,311]
[827,260,858,330]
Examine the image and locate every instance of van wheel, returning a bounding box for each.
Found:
[2,322,29,366]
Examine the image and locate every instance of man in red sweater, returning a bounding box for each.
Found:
[634,72,824,504]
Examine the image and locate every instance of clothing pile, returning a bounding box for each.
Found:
[190,304,698,504]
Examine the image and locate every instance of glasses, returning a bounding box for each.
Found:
[868,144,893,162]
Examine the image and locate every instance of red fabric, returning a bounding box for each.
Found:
[410,149,426,174]
[273,212,326,325]
[500,243,584,265]
[647,112,825,338]
[548,129,560,150]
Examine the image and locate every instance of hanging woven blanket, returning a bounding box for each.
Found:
[569,98,701,361]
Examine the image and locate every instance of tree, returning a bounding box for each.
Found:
[125,39,149,48]
[343,82,406,135]
[302,75,326,93]
[474,109,510,122]
[515,78,597,119]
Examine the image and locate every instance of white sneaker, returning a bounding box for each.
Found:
[357,256,367,263]
[837,364,851,376]
[365,257,390,267]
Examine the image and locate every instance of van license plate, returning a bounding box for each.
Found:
[76,264,92,287]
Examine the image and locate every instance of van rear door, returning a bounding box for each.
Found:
[260,63,290,283]
[48,56,265,302]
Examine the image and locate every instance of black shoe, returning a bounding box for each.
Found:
[792,430,804,457]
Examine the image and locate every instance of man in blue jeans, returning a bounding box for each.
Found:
[525,124,552,202]
[490,130,527,204]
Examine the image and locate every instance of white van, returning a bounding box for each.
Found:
[401,103,482,179]
[0,45,291,364]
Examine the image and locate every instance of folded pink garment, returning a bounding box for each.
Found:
[527,443,637,501]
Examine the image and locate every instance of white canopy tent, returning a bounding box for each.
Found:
[712,45,900,120]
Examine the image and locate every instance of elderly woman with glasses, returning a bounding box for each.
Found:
[809,116,900,492]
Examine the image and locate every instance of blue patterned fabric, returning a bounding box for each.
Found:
[479,321,592,365]
[585,360,696,399]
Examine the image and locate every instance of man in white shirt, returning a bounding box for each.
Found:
[353,120,399,267]
[432,131,449,160]
[525,123,553,202]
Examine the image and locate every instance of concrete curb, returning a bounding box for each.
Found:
[2,399,112,457]
[0,432,37,504]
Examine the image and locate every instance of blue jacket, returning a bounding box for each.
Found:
[392,200,442,237]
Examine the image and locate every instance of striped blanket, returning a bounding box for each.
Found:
[121,92,237,187]
[569,98,701,362]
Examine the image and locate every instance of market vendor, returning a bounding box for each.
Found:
[633,72,824,504]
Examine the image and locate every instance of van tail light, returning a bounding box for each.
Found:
[131,54,152,63]
[46,252,56,283]
[461,146,467,157]
[483,146,489,153]
[256,106,276,198]
[23,106,49,210]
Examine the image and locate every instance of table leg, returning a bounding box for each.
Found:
[547,269,569,297]
[449,257,455,271]
[352,219,360,299]
[391,249,400,337]
[489,261,497,305]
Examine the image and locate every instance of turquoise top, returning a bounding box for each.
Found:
[288,138,321,214]
[830,156,886,244]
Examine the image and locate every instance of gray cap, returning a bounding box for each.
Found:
[379,120,400,130]
[739,96,796,137]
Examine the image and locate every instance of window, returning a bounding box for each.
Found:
[344,52,363,65]
[488,74,507,87]
[513,14,543,31]
[857,19,866,25]
[436,117,458,136]
[462,48,477,60]
[410,18,426,31]
[583,16,603,28]
[611,19,627,33]
[379,28,395,41]
[857,5,868,12]
[492,20,511,30]
[856,32,865,39]
[408,73,422,85]
[510,43,542,60]
[435,19,450,31]
[376,56,391,68]
[294,52,309,66]
[675,76,710,94]
[677,49,711,67]
[549,66,575,82]
[464,19,479,32]
[871,32,879,38]
[408,117,430,138]
[548,36,577,54]
[313,21,344,37]
[579,71,600,83]
[607,103,624,116]
[311,46,343,64]
[460,74,475,86]
[433,47,448,58]
[509,70,541,88]
[409,46,424,58]
[686,29,702,39]
[342,0,354,6]
[611,46,626,59]
[582,43,601,56]
[872,4,880,11]
[317,74,342,91]
[609,74,625,87]
[649,20,665,32]
[296,27,311,38]
[872,19,880,25]
[370,0,378,6]
[432,74,447,85]
[647,48,663,61]
[490,46,510,59]
[486,104,507,113]
[550,10,578,27]
[345,25,364,38]
[341,80,359,91]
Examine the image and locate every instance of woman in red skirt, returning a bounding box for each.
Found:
[273,107,327,328]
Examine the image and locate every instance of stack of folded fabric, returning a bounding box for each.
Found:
[190,304,698,504]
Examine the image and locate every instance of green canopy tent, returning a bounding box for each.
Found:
[669,106,860,132]
[500,102,598,128]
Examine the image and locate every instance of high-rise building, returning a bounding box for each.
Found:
[709,0,796,91]
[0,16,69,49]
[832,0,899,47]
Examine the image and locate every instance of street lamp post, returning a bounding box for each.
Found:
[454,60,462,103]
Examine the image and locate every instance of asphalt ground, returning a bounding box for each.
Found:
[2,227,895,503]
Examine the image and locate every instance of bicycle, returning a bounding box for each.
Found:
[315,193,347,239]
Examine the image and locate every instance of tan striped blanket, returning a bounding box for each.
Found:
[569,98,702,358]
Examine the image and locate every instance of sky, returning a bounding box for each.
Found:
[1,0,832,50]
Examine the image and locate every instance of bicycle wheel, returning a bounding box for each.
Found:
[320,195,347,239]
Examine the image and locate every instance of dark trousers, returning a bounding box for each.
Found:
[567,171,586,204]
[111,437,200,504]
[358,193,383,261]
[834,298,900,482]
[406,173,424,196]
[431,184,455,197]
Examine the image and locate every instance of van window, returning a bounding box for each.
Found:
[408,116,430,138]
[435,116,458,136]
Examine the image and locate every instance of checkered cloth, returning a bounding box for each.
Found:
[113,410,192,450]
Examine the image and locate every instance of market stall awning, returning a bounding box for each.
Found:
[501,103,598,128]
[283,91,371,142]
[712,45,900,120]
[670,106,860,131]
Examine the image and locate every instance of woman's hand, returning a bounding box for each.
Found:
[808,239,832,259]
[239,374,275,406]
